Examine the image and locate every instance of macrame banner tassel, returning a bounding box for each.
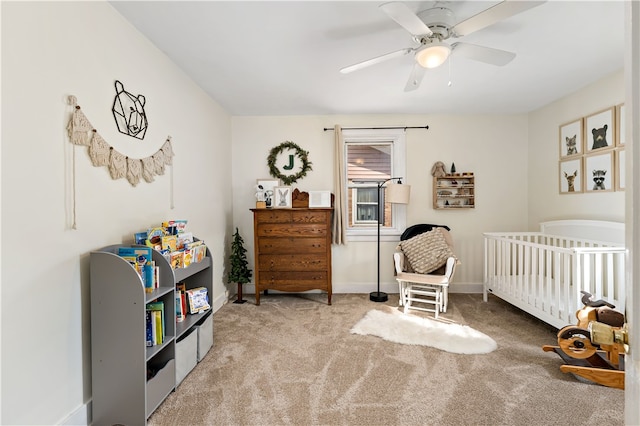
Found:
[126,158,142,186]
[109,149,127,180]
[89,131,111,167]
[141,156,156,182]
[67,104,94,146]
[161,138,174,165]
[153,150,166,175]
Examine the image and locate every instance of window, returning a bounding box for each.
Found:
[343,129,407,241]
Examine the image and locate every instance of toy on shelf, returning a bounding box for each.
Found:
[542,291,628,389]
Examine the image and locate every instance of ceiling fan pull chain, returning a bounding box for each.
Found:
[448,54,453,87]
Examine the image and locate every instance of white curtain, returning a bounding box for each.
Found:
[332,124,347,245]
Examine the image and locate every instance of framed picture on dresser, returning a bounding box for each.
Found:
[273,186,292,208]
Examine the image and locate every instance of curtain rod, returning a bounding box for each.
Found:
[323,125,429,131]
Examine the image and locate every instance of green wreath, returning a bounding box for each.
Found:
[267,141,313,185]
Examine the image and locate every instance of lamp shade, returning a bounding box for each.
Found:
[386,183,411,204]
[415,42,451,69]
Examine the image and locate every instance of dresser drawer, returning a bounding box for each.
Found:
[253,209,293,223]
[258,237,326,254]
[257,223,327,238]
[258,271,328,289]
[292,210,330,224]
[258,254,327,271]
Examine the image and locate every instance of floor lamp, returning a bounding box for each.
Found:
[370,178,411,302]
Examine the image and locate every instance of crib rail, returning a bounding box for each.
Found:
[483,232,626,330]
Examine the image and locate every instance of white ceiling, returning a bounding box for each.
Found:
[111,1,625,116]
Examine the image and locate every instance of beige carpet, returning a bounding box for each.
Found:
[148,293,624,426]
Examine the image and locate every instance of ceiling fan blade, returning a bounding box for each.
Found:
[379,2,433,37]
[452,1,546,37]
[451,42,516,66]
[340,48,413,74]
[404,63,426,92]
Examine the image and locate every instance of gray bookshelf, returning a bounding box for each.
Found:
[90,243,213,426]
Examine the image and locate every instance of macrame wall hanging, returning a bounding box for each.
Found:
[66,95,175,228]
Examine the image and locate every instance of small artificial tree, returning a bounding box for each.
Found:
[228,227,252,304]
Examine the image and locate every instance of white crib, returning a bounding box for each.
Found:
[483,220,626,330]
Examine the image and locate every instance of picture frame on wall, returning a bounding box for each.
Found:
[584,151,614,193]
[273,186,292,208]
[585,107,615,153]
[559,157,583,194]
[616,103,625,146]
[559,118,583,158]
[616,148,625,191]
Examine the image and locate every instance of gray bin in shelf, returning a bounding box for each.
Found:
[195,314,214,361]
[175,329,197,386]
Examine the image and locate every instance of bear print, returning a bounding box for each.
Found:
[591,124,608,150]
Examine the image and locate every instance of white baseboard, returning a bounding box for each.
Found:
[240,282,484,296]
[59,401,90,426]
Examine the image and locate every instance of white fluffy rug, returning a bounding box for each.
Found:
[350,309,497,354]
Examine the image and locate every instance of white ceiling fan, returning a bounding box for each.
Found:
[340,1,546,91]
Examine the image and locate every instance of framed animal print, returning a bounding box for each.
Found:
[585,107,614,153]
[584,151,614,193]
[616,103,625,146]
[559,158,583,194]
[273,186,292,208]
[615,148,625,191]
[559,118,583,158]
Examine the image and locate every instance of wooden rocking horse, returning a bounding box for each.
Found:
[542,291,628,389]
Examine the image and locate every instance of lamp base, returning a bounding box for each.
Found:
[369,291,388,303]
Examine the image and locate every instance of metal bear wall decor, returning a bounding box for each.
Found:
[112,80,148,140]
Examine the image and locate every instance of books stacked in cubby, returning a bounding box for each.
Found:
[176,282,210,321]
[133,220,207,270]
[145,301,165,346]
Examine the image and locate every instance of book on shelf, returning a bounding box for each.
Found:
[176,292,185,322]
[161,235,177,252]
[176,283,187,322]
[170,251,183,269]
[183,248,193,268]
[177,232,194,250]
[118,246,157,292]
[134,231,148,245]
[145,311,154,347]
[146,301,165,345]
[192,244,207,263]
[186,287,210,314]
[153,311,163,345]
[143,263,155,293]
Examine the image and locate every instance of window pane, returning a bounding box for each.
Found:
[356,187,378,203]
[347,144,391,182]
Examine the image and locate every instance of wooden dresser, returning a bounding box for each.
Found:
[251,208,333,305]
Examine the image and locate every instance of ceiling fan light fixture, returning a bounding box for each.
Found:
[415,42,451,69]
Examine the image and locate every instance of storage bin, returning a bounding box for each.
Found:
[175,329,197,386]
[196,314,213,361]
[147,359,175,417]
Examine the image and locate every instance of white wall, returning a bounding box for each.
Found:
[1,2,232,425]
[231,114,530,294]
[528,70,625,228]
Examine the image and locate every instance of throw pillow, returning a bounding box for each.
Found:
[398,228,455,274]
